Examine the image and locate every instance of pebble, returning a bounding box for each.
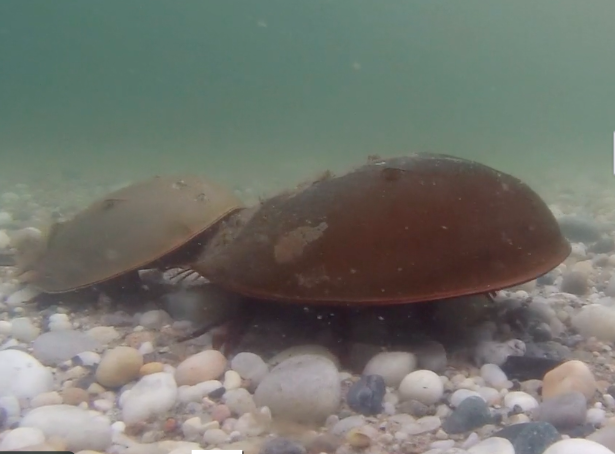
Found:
[61,387,89,405]
[140,362,165,376]
[503,391,539,412]
[20,404,112,452]
[87,326,121,344]
[542,360,597,400]
[230,352,269,389]
[260,437,306,454]
[0,427,46,450]
[362,351,417,387]
[588,425,615,451]
[95,346,143,387]
[223,370,242,390]
[560,271,589,295]
[32,330,102,366]
[450,389,484,407]
[572,305,615,343]
[533,391,588,430]
[175,350,227,386]
[543,438,615,453]
[139,310,172,329]
[31,391,63,407]
[442,396,493,434]
[223,388,257,415]
[0,349,54,399]
[120,372,177,424]
[48,313,72,331]
[399,369,444,405]
[493,421,561,454]
[11,317,40,341]
[346,374,386,416]
[467,437,515,454]
[255,354,341,424]
[480,364,509,388]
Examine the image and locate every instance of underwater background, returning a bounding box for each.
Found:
[1,0,614,197]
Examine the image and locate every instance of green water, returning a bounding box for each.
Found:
[1,0,614,195]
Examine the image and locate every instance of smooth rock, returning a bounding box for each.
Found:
[572,305,615,343]
[533,391,588,430]
[230,352,269,389]
[442,396,493,434]
[95,346,143,388]
[0,349,53,399]
[175,350,227,386]
[32,331,102,366]
[120,372,177,424]
[503,391,539,412]
[543,438,615,454]
[399,370,444,405]
[542,360,597,400]
[20,404,112,452]
[254,354,341,424]
[363,351,417,388]
[0,427,46,450]
[11,317,40,342]
[492,421,561,454]
[467,437,515,454]
[346,374,386,416]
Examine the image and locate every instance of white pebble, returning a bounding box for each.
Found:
[450,389,484,407]
[223,370,242,390]
[363,351,417,387]
[0,427,45,450]
[49,313,72,331]
[93,399,113,412]
[11,317,40,341]
[480,364,509,388]
[0,320,11,335]
[398,370,444,404]
[177,380,222,403]
[543,438,615,454]
[20,404,112,452]
[587,407,606,426]
[138,341,154,355]
[468,436,515,454]
[503,391,539,412]
[0,349,53,399]
[203,428,229,445]
[111,421,126,433]
[76,351,101,366]
[120,372,178,425]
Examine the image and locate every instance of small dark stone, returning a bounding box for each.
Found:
[500,355,562,381]
[607,384,615,399]
[493,421,561,454]
[397,399,431,418]
[589,236,615,254]
[442,396,494,434]
[208,387,226,399]
[260,437,307,454]
[346,374,386,416]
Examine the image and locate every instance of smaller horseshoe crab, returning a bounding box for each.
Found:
[15,175,244,294]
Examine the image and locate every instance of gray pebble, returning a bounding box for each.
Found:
[533,391,587,430]
[32,331,101,366]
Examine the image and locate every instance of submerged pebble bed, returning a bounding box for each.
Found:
[0,174,615,454]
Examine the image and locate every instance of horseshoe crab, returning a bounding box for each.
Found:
[15,175,244,294]
[192,153,571,305]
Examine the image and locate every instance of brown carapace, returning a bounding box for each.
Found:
[19,175,244,294]
[193,153,571,305]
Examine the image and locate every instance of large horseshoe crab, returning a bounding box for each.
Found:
[192,153,571,306]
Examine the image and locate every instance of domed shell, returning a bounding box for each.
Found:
[195,153,571,305]
[27,174,243,293]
